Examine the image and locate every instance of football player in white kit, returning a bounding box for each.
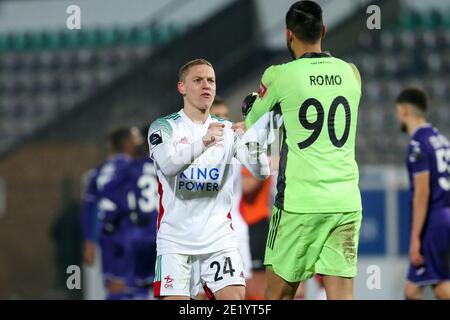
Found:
[148,59,270,300]
[209,97,253,280]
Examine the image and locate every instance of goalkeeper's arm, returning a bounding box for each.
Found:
[234,127,270,180]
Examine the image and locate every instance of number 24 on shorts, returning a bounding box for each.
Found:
[210,257,236,282]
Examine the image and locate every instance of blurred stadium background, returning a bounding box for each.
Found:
[0,0,449,299]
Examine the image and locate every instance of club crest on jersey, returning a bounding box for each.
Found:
[258,83,267,98]
[149,130,162,148]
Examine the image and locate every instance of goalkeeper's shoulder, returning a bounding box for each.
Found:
[347,62,362,89]
[333,56,361,84]
[259,64,282,84]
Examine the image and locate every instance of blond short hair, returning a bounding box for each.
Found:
[178,58,213,82]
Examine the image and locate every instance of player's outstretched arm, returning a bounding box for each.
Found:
[235,142,270,180]
[149,120,223,177]
[244,66,279,129]
[81,169,98,243]
[234,126,270,180]
[81,170,98,265]
[81,198,96,242]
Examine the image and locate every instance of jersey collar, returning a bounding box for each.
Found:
[298,51,332,59]
[410,123,431,139]
[110,153,131,161]
[179,108,212,129]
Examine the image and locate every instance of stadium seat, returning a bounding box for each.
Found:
[425,53,442,74]
[399,30,415,50]
[100,28,121,47]
[42,31,63,50]
[380,32,395,51]
[399,9,423,30]
[135,27,154,46]
[0,33,8,52]
[386,80,402,100]
[442,49,450,72]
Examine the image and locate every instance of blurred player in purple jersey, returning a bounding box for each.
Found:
[124,126,159,299]
[396,87,450,300]
[96,127,144,299]
[81,167,102,266]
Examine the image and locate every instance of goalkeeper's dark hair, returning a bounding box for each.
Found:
[109,127,132,153]
[396,87,428,115]
[286,1,324,44]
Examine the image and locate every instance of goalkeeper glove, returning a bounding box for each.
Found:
[241,92,258,117]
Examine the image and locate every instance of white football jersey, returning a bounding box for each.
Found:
[231,159,252,278]
[148,109,240,255]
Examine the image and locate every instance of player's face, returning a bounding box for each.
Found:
[179,64,216,112]
[396,104,408,133]
[210,104,229,120]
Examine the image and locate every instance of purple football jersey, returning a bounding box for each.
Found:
[406,124,450,285]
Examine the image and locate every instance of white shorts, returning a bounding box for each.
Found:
[153,248,246,299]
[235,227,252,279]
[231,210,252,279]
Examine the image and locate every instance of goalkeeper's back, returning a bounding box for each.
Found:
[245,54,362,214]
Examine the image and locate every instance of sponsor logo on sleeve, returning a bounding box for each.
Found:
[258,82,267,98]
[149,130,163,148]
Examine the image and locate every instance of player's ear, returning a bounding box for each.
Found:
[321,25,327,41]
[406,105,414,117]
[286,29,293,42]
[177,81,186,96]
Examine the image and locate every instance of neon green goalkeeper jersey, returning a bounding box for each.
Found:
[246,52,362,213]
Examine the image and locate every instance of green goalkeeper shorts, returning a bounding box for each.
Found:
[264,207,362,283]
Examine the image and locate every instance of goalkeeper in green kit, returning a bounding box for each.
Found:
[243,1,362,300]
